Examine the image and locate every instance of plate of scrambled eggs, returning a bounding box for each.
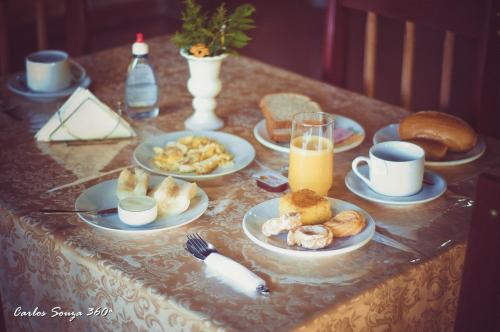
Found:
[134,131,255,180]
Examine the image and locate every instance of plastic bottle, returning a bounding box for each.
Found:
[125,33,159,119]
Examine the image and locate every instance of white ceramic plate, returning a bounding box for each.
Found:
[75,176,208,232]
[134,131,255,180]
[253,116,365,154]
[345,165,447,205]
[373,123,486,166]
[242,197,375,257]
[7,61,91,101]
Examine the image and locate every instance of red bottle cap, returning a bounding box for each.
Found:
[136,33,144,43]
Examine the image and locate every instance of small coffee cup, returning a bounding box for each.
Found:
[352,141,425,196]
[26,50,73,92]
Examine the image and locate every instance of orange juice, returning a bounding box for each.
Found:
[288,135,334,196]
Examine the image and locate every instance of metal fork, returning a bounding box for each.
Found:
[185,233,270,295]
[186,233,218,260]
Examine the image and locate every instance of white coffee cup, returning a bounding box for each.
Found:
[351,141,425,196]
[26,50,73,92]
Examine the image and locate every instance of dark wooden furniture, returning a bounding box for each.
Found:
[454,172,500,331]
[0,0,9,75]
[0,0,50,75]
[322,0,496,136]
[64,0,180,56]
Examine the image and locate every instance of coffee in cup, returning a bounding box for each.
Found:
[26,50,72,92]
[351,141,425,196]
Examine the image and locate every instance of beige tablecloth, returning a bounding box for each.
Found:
[1,36,499,331]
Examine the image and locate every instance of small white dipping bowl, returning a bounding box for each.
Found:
[118,196,158,226]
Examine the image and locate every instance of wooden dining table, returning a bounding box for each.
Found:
[1,35,499,332]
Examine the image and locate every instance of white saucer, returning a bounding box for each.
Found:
[242,197,375,257]
[253,115,365,154]
[373,123,486,166]
[345,165,447,205]
[7,60,91,101]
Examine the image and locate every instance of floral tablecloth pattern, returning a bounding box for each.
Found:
[1,36,499,331]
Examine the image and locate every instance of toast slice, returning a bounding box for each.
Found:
[260,93,322,142]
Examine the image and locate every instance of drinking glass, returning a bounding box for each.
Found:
[288,112,334,196]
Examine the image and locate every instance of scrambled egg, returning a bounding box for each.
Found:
[152,136,234,174]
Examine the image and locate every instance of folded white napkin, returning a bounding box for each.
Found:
[36,87,136,141]
[204,253,267,295]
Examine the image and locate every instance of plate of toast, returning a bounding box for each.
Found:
[242,189,375,257]
[254,93,365,154]
[373,111,486,166]
[134,131,255,180]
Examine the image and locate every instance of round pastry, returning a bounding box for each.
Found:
[287,225,333,249]
[324,210,366,237]
[399,111,477,153]
[279,189,332,225]
[261,212,302,237]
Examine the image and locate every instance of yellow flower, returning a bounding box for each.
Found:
[190,43,210,58]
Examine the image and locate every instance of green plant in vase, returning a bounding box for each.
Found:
[172,0,256,58]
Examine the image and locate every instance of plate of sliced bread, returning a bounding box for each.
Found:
[254,93,365,153]
[373,111,486,166]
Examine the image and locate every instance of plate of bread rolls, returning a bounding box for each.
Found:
[373,111,486,166]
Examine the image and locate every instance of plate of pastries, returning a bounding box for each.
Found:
[242,189,375,257]
[373,111,486,166]
[75,168,208,232]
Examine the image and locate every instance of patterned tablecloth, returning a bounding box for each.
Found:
[1,36,499,332]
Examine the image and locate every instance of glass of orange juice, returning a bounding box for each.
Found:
[288,112,334,196]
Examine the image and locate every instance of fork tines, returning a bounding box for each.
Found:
[185,233,216,260]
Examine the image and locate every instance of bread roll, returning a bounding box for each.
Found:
[403,138,448,161]
[399,111,477,152]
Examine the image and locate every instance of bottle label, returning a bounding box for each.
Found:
[126,63,157,107]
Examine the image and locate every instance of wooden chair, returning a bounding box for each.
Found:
[64,0,180,56]
[322,0,495,133]
[454,172,500,331]
[0,0,9,75]
[0,0,49,75]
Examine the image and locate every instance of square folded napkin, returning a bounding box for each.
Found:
[36,87,136,141]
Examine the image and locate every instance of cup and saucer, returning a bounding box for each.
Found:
[7,50,91,101]
[345,141,447,205]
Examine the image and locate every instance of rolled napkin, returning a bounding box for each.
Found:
[204,253,268,295]
[36,87,135,141]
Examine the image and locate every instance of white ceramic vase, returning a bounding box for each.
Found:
[181,50,228,131]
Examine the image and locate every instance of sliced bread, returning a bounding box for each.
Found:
[259,93,322,142]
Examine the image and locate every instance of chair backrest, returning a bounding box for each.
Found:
[454,172,500,331]
[322,0,493,114]
[0,0,8,75]
[0,0,49,75]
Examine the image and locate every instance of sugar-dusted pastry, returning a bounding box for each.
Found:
[261,212,302,237]
[324,210,366,237]
[116,168,149,200]
[279,189,332,225]
[151,176,198,216]
[287,225,333,249]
